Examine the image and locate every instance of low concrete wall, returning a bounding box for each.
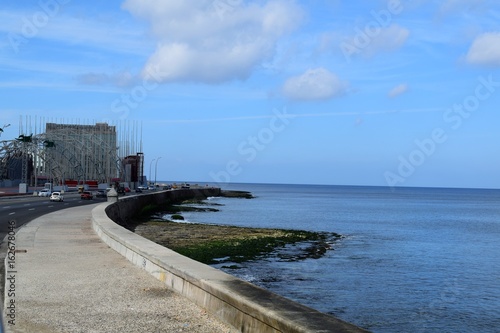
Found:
[103,188,221,229]
[91,189,370,333]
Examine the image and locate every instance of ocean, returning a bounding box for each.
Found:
[175,183,500,333]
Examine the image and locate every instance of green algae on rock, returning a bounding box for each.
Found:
[134,221,342,265]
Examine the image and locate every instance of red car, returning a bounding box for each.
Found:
[80,191,93,200]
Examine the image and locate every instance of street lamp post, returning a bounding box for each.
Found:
[154,157,162,188]
[149,158,156,185]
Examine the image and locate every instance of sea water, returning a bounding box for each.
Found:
[179,183,500,333]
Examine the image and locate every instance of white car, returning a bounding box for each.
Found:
[49,192,64,202]
[38,189,51,197]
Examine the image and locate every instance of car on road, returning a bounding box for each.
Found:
[49,192,64,202]
[38,189,51,197]
[95,190,107,198]
[80,191,93,200]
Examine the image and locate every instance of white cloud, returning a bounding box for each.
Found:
[282,68,347,101]
[340,24,409,61]
[388,83,408,98]
[438,0,487,17]
[0,9,150,56]
[76,71,134,87]
[466,32,500,66]
[122,0,304,84]
[363,24,410,57]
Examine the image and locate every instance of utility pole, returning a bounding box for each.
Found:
[154,157,162,188]
[137,152,144,187]
[16,134,33,184]
[16,133,33,193]
[149,158,156,185]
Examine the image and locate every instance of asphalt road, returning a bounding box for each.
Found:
[0,193,107,240]
[0,193,108,330]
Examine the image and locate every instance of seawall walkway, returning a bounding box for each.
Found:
[95,189,370,333]
[3,204,237,333]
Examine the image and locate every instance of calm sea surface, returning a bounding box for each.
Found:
[178,183,500,333]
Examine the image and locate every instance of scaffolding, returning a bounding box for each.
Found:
[43,122,119,183]
[0,116,143,186]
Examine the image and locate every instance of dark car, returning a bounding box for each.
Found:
[80,191,93,200]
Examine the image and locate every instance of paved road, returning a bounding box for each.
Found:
[0,193,107,331]
[0,193,107,240]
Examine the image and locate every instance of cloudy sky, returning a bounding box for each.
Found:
[1,0,500,188]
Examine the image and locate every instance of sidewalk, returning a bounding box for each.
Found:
[0,187,29,197]
[4,204,237,333]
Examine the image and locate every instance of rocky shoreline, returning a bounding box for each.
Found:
[219,190,255,199]
[132,193,342,265]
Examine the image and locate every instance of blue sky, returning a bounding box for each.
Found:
[1,0,500,188]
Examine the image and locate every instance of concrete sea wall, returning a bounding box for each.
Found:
[91,189,370,333]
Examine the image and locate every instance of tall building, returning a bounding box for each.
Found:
[122,153,144,184]
[44,122,119,184]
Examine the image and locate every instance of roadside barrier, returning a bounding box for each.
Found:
[91,189,369,333]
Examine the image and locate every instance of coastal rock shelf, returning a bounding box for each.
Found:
[93,188,370,333]
[134,220,341,265]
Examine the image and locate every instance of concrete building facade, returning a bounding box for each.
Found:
[44,122,119,184]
